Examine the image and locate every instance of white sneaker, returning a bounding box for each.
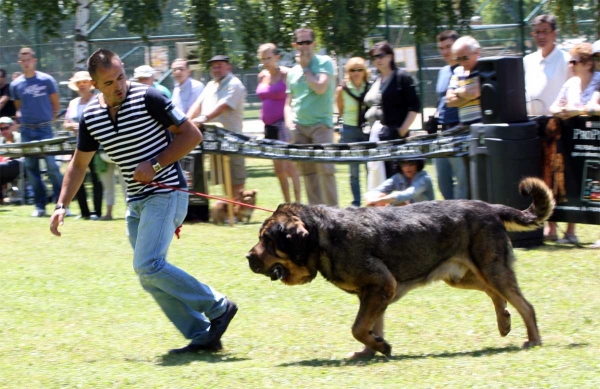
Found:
[590,240,600,249]
[65,208,74,217]
[89,214,99,220]
[31,208,46,217]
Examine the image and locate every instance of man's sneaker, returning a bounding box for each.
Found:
[31,208,46,217]
[168,339,223,355]
[65,208,74,217]
[207,299,238,344]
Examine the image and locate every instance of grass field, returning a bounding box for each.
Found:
[1,158,599,388]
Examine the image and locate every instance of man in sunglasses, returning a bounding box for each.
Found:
[446,36,482,127]
[284,28,338,206]
[523,14,571,116]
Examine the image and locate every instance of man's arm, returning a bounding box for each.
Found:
[133,119,202,184]
[399,111,418,138]
[50,149,95,236]
[186,99,202,120]
[284,94,294,131]
[0,95,8,110]
[303,70,331,95]
[192,102,230,125]
[49,93,60,121]
[335,85,344,118]
[13,99,21,111]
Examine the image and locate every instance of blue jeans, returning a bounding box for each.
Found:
[126,191,227,344]
[435,157,468,200]
[341,124,368,206]
[20,126,63,209]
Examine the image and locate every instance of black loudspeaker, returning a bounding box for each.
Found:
[476,56,527,124]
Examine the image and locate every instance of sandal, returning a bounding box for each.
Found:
[543,234,558,242]
[99,215,113,221]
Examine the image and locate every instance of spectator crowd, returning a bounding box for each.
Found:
[1,15,598,249]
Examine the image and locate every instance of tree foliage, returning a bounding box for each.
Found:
[1,0,598,67]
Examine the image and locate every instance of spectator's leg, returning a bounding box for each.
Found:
[450,156,469,200]
[88,161,103,217]
[294,124,320,205]
[435,158,454,200]
[311,123,338,206]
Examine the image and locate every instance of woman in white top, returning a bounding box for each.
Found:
[64,71,104,220]
[547,43,600,244]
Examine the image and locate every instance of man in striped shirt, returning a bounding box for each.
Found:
[446,36,482,125]
[49,49,238,354]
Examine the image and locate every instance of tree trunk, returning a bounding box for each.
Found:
[74,0,91,71]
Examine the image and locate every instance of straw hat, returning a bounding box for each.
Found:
[68,71,94,91]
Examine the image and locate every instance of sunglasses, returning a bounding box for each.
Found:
[349,68,365,73]
[0,126,10,131]
[295,40,313,46]
[569,60,581,65]
[455,55,471,62]
[371,53,388,60]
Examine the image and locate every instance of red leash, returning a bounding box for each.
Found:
[142,181,275,239]
[146,181,275,213]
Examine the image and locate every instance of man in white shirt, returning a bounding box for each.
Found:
[171,58,205,114]
[523,14,571,116]
[187,55,247,197]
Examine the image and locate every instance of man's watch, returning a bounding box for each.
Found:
[150,158,162,173]
[54,203,67,211]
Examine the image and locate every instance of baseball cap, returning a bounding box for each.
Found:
[593,40,600,54]
[0,116,13,125]
[133,65,155,79]
[207,55,230,63]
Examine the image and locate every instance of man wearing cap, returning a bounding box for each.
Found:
[187,55,247,196]
[170,58,204,114]
[523,15,571,116]
[0,69,17,119]
[285,28,338,206]
[133,65,171,98]
[9,47,63,217]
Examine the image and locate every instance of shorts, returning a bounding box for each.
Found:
[264,119,293,143]
[229,155,246,186]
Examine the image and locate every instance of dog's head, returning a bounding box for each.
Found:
[246,203,319,285]
[238,189,257,205]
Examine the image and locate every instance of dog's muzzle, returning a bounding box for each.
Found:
[246,252,287,281]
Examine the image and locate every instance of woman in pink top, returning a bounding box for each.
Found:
[257,43,301,203]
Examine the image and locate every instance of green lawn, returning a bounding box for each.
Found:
[1,158,599,388]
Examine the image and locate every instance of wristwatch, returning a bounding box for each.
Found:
[150,157,162,173]
[54,203,67,210]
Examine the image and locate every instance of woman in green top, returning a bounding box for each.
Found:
[335,57,371,206]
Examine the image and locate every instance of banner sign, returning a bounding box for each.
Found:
[0,126,472,162]
[199,124,471,163]
[540,116,600,225]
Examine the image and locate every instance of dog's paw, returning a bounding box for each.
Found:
[346,348,376,359]
[381,342,392,358]
[498,309,511,337]
[522,339,542,349]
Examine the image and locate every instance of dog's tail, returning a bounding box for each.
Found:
[495,177,555,232]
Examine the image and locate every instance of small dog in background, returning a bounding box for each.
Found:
[211,189,258,224]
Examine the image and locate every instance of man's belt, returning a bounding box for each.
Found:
[20,121,54,129]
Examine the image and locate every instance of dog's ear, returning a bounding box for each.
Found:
[285,216,308,239]
[239,189,245,196]
[251,189,258,194]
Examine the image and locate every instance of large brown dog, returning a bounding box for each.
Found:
[246,177,554,358]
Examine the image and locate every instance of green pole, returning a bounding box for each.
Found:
[385,0,390,42]
[416,41,425,130]
[518,0,526,55]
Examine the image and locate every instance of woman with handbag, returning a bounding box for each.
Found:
[335,57,370,206]
[364,41,421,178]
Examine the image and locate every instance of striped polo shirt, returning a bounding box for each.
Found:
[77,82,188,202]
[448,66,482,125]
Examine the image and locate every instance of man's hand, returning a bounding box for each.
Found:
[299,52,311,68]
[133,160,157,184]
[49,209,67,237]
